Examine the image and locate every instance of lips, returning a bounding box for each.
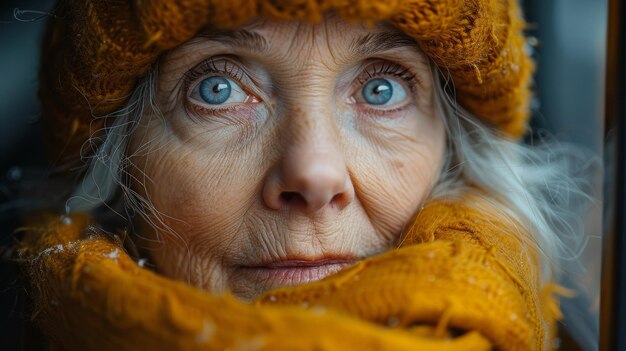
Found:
[237,257,356,289]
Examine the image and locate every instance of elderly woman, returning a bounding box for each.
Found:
[16,0,593,350]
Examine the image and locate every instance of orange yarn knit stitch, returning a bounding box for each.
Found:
[19,198,562,350]
[40,0,533,166]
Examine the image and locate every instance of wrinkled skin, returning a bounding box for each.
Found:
[129,14,445,300]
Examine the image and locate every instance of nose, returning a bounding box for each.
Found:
[263,124,354,214]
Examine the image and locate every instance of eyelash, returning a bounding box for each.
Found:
[357,61,419,93]
[183,57,246,92]
[181,57,259,120]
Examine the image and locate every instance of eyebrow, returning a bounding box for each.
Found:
[349,31,421,57]
[198,29,270,53]
[196,29,420,57]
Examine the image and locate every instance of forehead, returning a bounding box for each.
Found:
[185,14,425,61]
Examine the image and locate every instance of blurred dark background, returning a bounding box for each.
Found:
[1,2,52,349]
[0,0,609,350]
[524,1,607,351]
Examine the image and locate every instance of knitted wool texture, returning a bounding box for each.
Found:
[19,198,562,350]
[41,0,533,166]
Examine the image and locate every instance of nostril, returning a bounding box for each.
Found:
[279,192,307,207]
[329,193,345,208]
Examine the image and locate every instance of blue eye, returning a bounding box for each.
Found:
[199,76,232,104]
[361,78,407,106]
[188,74,258,111]
[362,78,392,105]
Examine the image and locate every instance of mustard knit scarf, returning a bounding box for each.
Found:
[19,198,563,350]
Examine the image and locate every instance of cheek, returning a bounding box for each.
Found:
[131,100,272,241]
[129,136,262,272]
[346,107,445,240]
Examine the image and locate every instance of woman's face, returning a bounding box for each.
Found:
[130,14,445,300]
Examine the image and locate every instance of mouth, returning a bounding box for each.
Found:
[237,256,357,288]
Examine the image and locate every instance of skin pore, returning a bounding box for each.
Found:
[129,14,446,301]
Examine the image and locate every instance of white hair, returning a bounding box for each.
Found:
[430,69,596,281]
[65,67,181,245]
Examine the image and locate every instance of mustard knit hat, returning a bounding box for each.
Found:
[40,0,533,166]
